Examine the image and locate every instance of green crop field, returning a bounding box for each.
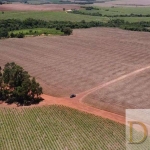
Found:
[0,11,108,22]
[9,28,64,36]
[27,0,60,4]
[116,17,150,22]
[0,105,125,150]
[80,7,150,15]
[1,7,150,23]
[77,6,150,22]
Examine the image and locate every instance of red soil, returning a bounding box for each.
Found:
[0,3,80,11]
[2,65,150,125]
[0,94,125,124]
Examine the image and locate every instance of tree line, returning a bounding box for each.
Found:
[0,18,150,38]
[0,62,43,106]
[80,6,99,10]
[0,18,73,39]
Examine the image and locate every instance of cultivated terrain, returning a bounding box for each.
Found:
[1,28,150,115]
[1,2,150,149]
[0,105,125,150]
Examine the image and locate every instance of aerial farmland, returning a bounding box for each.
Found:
[0,0,150,149]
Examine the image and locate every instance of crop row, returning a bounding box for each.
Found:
[0,106,125,150]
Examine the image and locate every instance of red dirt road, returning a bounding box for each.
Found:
[42,94,125,124]
[0,94,125,124]
[2,65,150,125]
[0,3,80,11]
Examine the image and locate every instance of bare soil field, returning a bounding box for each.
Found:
[0,3,80,11]
[83,69,150,115]
[93,0,150,7]
[1,28,150,116]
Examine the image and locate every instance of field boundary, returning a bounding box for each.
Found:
[79,65,150,102]
[1,65,150,124]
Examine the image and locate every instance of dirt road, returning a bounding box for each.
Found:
[2,65,150,124]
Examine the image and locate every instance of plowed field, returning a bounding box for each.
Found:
[1,28,150,115]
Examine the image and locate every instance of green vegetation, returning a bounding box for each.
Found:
[80,6,150,16]
[1,6,150,39]
[61,27,73,35]
[0,11,108,22]
[0,62,43,105]
[1,18,150,39]
[27,0,60,4]
[0,105,125,150]
[1,7,150,23]
[9,28,64,37]
[0,28,9,39]
[71,6,150,22]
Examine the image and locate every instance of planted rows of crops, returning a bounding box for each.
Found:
[0,105,125,150]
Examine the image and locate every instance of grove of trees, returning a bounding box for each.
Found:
[0,28,9,39]
[0,18,150,39]
[0,62,43,105]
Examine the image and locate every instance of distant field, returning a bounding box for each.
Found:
[0,11,108,22]
[117,17,150,22]
[80,7,150,15]
[93,0,150,7]
[28,0,60,4]
[1,4,150,23]
[1,9,150,23]
[0,3,80,11]
[0,105,125,150]
[78,6,150,22]
[9,28,64,36]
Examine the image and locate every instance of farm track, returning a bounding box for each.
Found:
[1,65,150,124]
[79,65,150,101]
[29,65,150,124]
[1,28,150,123]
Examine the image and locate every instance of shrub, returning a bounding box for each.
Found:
[62,27,73,35]
[29,30,32,33]
[17,32,25,38]
[10,32,16,38]
[0,28,8,39]
[56,27,60,30]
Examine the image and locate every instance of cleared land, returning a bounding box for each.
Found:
[0,105,125,150]
[83,69,150,115]
[1,28,150,116]
[0,3,80,11]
